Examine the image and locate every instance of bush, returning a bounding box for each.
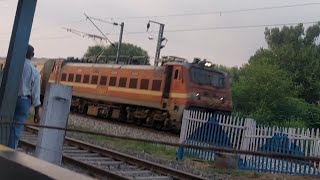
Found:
[274,118,308,129]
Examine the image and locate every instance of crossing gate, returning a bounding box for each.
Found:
[177,110,320,176]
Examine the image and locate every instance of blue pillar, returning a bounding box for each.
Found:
[0,0,37,145]
[177,146,184,160]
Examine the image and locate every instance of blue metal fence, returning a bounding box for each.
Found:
[177,110,246,160]
[178,110,320,176]
[239,127,320,176]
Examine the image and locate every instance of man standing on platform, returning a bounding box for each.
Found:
[8,44,41,149]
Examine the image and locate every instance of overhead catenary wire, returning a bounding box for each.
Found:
[1,20,316,42]
[102,2,320,20]
[106,21,320,35]
[86,16,119,26]
[62,27,110,41]
[84,13,115,47]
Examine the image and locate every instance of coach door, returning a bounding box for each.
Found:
[163,65,173,99]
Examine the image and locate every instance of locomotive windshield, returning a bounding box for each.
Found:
[190,68,225,88]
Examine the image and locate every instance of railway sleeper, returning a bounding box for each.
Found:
[133,176,172,180]
[83,160,117,164]
[88,161,123,166]
[72,157,112,161]
[116,170,152,175]
[63,149,90,153]
[63,153,100,157]
[63,146,79,150]
[104,164,142,171]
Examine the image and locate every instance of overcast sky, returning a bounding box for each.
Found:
[1,0,320,67]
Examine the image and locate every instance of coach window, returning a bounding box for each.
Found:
[140,79,149,90]
[83,75,90,83]
[174,69,179,79]
[109,76,117,86]
[61,73,67,81]
[100,76,107,85]
[75,74,81,82]
[91,75,98,84]
[152,80,162,91]
[119,77,127,87]
[68,73,74,82]
[129,78,138,89]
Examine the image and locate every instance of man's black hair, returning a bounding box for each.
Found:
[26,45,34,59]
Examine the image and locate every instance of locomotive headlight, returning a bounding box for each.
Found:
[220,97,225,103]
[205,62,212,67]
[190,92,200,100]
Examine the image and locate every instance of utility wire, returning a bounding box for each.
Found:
[106,21,320,35]
[87,16,119,26]
[62,27,111,42]
[106,2,320,19]
[84,13,115,46]
[2,21,316,42]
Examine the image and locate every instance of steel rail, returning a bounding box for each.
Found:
[21,126,206,180]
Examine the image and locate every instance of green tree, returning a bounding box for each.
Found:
[84,43,149,65]
[230,22,320,127]
[216,65,241,84]
[84,45,104,59]
[263,23,320,103]
[232,60,297,124]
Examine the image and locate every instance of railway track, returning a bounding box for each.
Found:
[20,126,206,180]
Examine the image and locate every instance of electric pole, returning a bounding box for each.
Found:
[84,15,124,64]
[147,20,167,66]
[116,22,124,64]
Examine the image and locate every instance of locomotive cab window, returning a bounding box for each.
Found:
[129,78,138,89]
[174,69,179,79]
[75,74,81,82]
[68,74,74,82]
[61,73,67,81]
[140,79,149,90]
[100,76,107,85]
[119,77,127,87]
[91,75,98,84]
[190,68,224,88]
[109,77,117,86]
[152,80,162,91]
[83,75,90,83]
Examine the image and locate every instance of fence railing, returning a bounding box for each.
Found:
[177,110,320,176]
[177,110,250,160]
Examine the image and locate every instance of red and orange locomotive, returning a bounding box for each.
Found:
[39,56,232,131]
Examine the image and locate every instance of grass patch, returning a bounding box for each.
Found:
[251,172,261,178]
[67,124,177,160]
[91,135,177,160]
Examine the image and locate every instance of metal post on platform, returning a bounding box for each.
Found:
[0,0,37,145]
[35,83,72,165]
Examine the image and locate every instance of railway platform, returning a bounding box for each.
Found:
[0,145,93,180]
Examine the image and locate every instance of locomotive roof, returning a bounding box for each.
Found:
[61,61,226,74]
[62,61,194,70]
[64,63,166,70]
